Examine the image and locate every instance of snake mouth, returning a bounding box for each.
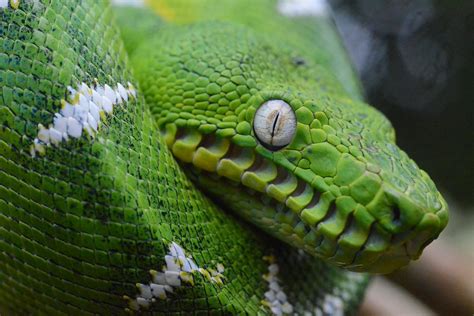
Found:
[163,127,446,273]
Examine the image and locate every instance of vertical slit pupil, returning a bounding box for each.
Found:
[271,111,280,139]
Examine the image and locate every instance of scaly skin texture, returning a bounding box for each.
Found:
[129,0,448,274]
[0,1,369,315]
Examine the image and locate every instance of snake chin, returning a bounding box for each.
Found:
[164,127,443,274]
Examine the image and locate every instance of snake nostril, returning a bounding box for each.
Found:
[392,208,401,224]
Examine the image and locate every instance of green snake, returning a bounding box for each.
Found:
[0,0,448,314]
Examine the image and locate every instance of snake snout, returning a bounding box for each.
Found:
[349,186,449,273]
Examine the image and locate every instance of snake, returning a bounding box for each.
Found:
[0,0,449,315]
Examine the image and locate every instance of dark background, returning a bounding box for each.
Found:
[325,2,473,314]
[328,0,474,206]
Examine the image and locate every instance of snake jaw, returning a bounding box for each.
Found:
[162,126,448,274]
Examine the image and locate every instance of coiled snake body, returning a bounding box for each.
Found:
[0,0,448,314]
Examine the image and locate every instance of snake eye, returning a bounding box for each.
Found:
[253,100,296,151]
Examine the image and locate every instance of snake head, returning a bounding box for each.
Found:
[133,22,448,273]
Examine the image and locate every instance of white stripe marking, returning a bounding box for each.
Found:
[31,81,136,156]
[262,256,294,315]
[124,242,225,311]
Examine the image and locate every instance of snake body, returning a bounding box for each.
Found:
[0,0,447,314]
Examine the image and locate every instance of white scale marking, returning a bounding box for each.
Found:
[111,0,144,7]
[262,256,294,315]
[278,0,329,17]
[0,0,19,9]
[31,81,137,156]
[125,242,225,311]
